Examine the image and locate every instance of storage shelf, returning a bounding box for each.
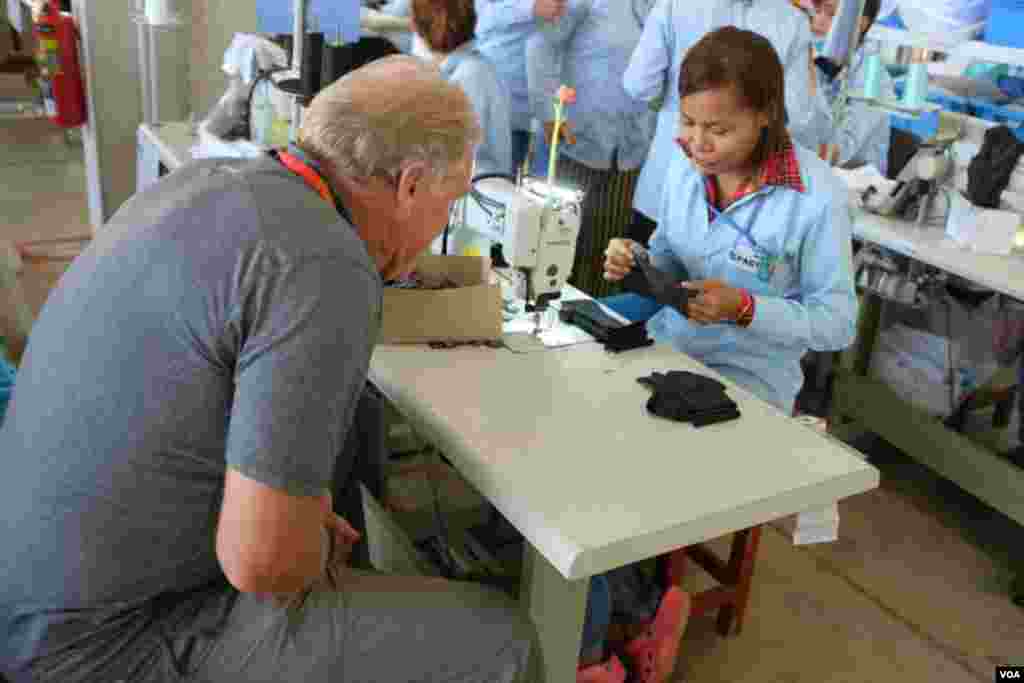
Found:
[868,25,1024,67]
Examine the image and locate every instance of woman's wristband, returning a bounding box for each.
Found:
[736,289,755,327]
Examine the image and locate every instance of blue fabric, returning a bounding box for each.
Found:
[600,293,663,323]
[526,0,656,171]
[439,43,514,177]
[580,575,612,661]
[624,0,832,220]
[645,144,858,413]
[476,0,539,132]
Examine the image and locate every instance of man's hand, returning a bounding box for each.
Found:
[543,119,576,147]
[534,0,567,21]
[683,280,745,325]
[256,492,361,607]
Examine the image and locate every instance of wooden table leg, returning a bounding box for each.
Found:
[715,526,763,636]
[520,544,589,683]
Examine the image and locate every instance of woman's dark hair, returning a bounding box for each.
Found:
[412,0,476,54]
[678,26,789,166]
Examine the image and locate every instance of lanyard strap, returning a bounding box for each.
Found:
[273,147,355,227]
[706,190,770,252]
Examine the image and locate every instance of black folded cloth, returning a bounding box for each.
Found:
[559,300,654,353]
[637,371,740,427]
[622,248,690,317]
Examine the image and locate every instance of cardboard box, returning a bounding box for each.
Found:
[379,255,503,344]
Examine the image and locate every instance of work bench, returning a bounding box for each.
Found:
[831,200,1024,530]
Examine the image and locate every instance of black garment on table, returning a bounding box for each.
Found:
[967,125,1024,209]
[559,300,654,353]
[638,371,740,427]
[622,249,690,317]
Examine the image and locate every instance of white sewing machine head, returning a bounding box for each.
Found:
[457,177,584,311]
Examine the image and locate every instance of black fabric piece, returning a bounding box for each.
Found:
[638,371,741,427]
[967,126,1024,209]
[622,250,690,316]
[815,56,842,82]
[627,210,658,246]
[559,300,654,353]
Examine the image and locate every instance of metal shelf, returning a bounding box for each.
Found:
[868,25,1024,67]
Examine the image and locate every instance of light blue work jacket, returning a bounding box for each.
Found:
[624,0,831,220]
[475,0,541,132]
[525,0,656,171]
[646,144,858,413]
[440,43,514,177]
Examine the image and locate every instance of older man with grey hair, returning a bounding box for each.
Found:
[0,55,535,683]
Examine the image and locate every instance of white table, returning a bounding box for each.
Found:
[371,333,878,682]
[833,201,1024,530]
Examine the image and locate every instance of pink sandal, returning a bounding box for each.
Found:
[623,586,689,683]
[578,654,627,683]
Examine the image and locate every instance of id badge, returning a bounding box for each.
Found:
[729,240,775,282]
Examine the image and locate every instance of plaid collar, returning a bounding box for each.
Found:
[704,141,805,212]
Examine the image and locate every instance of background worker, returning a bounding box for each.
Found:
[411,0,513,176]
[809,0,893,173]
[525,0,657,298]
[476,0,568,174]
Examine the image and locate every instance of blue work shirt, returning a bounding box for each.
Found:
[818,48,894,175]
[624,0,831,220]
[439,43,514,177]
[646,144,858,414]
[476,0,542,132]
[526,0,656,171]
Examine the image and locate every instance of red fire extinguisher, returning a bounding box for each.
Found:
[33,0,87,128]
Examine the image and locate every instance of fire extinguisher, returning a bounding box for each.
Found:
[33,0,86,128]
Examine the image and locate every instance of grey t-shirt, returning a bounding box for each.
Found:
[0,157,382,680]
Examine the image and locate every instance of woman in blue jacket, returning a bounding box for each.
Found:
[576,32,856,682]
[605,26,857,416]
[623,0,831,246]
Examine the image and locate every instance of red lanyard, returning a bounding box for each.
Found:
[277,151,334,204]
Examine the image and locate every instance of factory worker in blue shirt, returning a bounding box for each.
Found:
[810,0,893,174]
[523,0,657,297]
[623,0,831,245]
[604,26,857,415]
[412,0,513,176]
[476,0,568,173]
[525,0,657,174]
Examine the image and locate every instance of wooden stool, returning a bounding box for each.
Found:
[661,525,763,637]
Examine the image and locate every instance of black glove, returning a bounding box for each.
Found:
[637,371,740,427]
[622,249,690,317]
[560,300,654,353]
[967,125,1024,209]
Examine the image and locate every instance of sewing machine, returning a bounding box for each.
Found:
[452,177,584,312]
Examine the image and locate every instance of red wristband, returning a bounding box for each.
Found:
[736,289,755,327]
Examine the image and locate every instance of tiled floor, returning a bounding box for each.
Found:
[3,72,1023,683]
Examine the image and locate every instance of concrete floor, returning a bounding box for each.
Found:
[3,76,1023,683]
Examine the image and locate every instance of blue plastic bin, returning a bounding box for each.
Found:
[984,0,1024,49]
[972,101,1024,142]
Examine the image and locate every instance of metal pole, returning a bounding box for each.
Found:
[290,0,307,141]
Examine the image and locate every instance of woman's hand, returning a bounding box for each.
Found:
[534,0,567,21]
[684,280,745,325]
[603,238,637,282]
